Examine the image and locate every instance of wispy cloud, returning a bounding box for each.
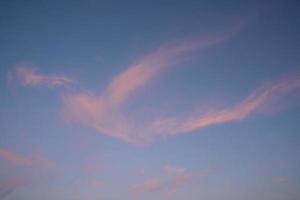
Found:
[62,21,248,144]
[63,71,300,144]
[0,148,58,197]
[0,148,55,169]
[103,21,244,107]
[132,178,162,194]
[132,165,213,196]
[11,17,300,145]
[275,177,287,184]
[151,74,300,136]
[165,172,193,196]
[87,179,104,187]
[164,165,213,196]
[0,176,30,198]
[9,63,74,88]
[0,148,33,167]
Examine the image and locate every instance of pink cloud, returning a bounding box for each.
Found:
[11,64,74,88]
[132,178,162,194]
[104,25,241,107]
[275,177,287,184]
[165,172,193,196]
[164,165,186,175]
[81,155,103,175]
[152,74,300,136]
[62,92,134,143]
[0,148,55,169]
[88,179,104,187]
[0,148,57,197]
[137,168,145,176]
[62,21,248,144]
[11,17,300,145]
[132,165,213,196]
[0,148,33,167]
[164,166,213,196]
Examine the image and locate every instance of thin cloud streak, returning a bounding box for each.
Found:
[104,21,244,106]
[165,172,193,196]
[11,16,300,144]
[11,64,74,88]
[0,148,58,197]
[0,148,33,167]
[132,165,212,196]
[152,74,300,136]
[0,148,55,169]
[132,178,161,194]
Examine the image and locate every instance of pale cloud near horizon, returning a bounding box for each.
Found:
[0,148,57,197]
[132,177,161,194]
[132,165,213,196]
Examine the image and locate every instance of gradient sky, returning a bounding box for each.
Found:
[1,0,300,199]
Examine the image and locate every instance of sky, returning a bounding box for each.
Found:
[0,0,300,199]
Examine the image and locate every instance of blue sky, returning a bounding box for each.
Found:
[0,0,300,199]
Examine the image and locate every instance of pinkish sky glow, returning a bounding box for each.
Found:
[1,0,300,199]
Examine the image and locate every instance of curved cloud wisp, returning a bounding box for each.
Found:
[152,75,300,136]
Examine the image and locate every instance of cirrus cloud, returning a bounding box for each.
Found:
[8,63,75,88]
[9,18,300,145]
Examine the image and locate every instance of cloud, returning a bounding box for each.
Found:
[88,179,104,187]
[275,177,287,184]
[132,165,213,196]
[11,16,300,145]
[0,149,58,198]
[62,21,248,144]
[137,168,145,176]
[151,74,300,136]
[0,148,33,167]
[164,165,213,196]
[165,172,193,196]
[132,178,162,194]
[81,155,103,175]
[164,165,186,175]
[104,22,244,107]
[63,72,300,144]
[10,63,74,88]
[0,148,55,169]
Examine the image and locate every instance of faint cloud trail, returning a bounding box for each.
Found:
[151,74,300,137]
[8,63,75,89]
[0,148,58,197]
[0,148,55,169]
[132,165,213,196]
